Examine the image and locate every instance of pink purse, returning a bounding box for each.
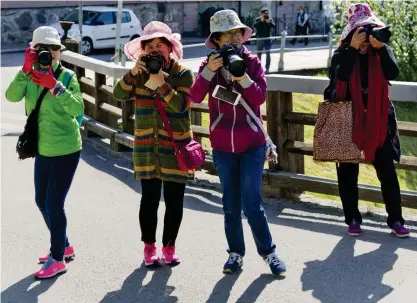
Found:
[155,97,205,171]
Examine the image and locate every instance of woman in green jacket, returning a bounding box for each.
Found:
[6,26,84,279]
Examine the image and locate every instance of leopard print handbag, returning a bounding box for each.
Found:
[313,100,362,163]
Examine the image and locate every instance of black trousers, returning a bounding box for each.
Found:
[139,179,186,246]
[290,25,308,45]
[336,137,404,227]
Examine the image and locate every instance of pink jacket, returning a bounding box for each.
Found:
[189,46,267,153]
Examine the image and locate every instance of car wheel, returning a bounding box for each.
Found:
[130,34,140,41]
[81,38,93,55]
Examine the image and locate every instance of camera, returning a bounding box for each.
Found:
[37,46,53,67]
[209,44,245,77]
[359,24,392,43]
[264,15,270,20]
[142,52,166,74]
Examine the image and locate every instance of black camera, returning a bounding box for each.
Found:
[142,52,166,74]
[209,44,245,77]
[359,24,392,43]
[37,46,53,66]
[264,15,270,20]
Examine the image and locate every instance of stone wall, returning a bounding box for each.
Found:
[1,7,74,45]
[1,1,333,46]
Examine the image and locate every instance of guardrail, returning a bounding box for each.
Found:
[113,32,339,72]
[60,50,417,207]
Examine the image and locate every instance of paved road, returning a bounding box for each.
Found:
[2,55,417,303]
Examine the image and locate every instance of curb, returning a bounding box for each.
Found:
[1,47,26,54]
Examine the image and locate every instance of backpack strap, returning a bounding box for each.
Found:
[61,68,84,127]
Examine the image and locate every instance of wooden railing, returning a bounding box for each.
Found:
[61,51,417,207]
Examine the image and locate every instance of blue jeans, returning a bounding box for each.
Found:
[34,151,80,261]
[256,39,272,70]
[213,146,276,257]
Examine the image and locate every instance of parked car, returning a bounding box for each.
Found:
[49,6,143,55]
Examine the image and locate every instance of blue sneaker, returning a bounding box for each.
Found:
[223,252,243,274]
[264,252,286,276]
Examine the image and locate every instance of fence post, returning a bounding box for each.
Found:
[266,90,304,199]
[94,73,106,122]
[278,31,286,71]
[327,31,334,68]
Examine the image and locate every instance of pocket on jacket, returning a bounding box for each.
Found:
[210,113,224,131]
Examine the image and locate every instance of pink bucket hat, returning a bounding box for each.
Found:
[340,3,385,41]
[205,10,253,49]
[124,21,183,62]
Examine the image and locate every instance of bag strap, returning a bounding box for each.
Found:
[155,97,180,154]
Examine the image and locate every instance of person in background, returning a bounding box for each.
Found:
[329,3,409,238]
[189,9,286,277]
[290,6,309,46]
[254,9,275,74]
[5,26,84,279]
[114,21,194,267]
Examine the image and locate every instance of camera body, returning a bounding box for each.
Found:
[142,52,166,74]
[37,46,53,67]
[264,15,270,20]
[209,44,245,77]
[359,24,392,43]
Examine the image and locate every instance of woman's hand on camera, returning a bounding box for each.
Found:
[31,67,57,89]
[22,47,38,74]
[369,35,384,50]
[131,55,148,76]
[232,73,248,83]
[350,27,367,49]
[207,53,223,72]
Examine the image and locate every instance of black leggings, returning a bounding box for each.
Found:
[336,137,404,227]
[139,179,186,247]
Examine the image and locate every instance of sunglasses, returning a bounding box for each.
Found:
[39,44,61,51]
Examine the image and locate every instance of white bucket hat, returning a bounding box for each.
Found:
[205,10,253,49]
[29,26,66,50]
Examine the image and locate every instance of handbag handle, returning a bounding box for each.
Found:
[155,97,181,155]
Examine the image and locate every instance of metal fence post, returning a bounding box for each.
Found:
[327,31,333,68]
[279,30,286,71]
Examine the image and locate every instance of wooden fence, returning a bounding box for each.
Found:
[61,51,417,207]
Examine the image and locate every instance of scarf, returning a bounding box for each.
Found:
[349,47,389,162]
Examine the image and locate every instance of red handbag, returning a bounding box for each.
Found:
[155,97,205,171]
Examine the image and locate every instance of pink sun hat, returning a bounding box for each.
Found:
[205,10,253,49]
[340,3,385,41]
[124,21,183,62]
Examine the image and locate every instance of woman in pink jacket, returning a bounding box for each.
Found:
[189,10,286,276]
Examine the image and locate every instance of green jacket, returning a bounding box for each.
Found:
[6,62,84,157]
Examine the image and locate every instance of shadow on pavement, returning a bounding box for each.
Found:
[81,143,417,254]
[301,237,398,303]
[1,274,58,303]
[99,263,176,303]
[235,273,282,303]
[206,271,242,303]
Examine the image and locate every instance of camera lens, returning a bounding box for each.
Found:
[373,27,391,43]
[228,55,245,77]
[38,49,53,66]
[145,53,165,74]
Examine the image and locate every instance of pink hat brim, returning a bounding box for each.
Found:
[124,32,183,62]
[205,26,253,49]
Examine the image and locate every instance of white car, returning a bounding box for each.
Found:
[50,6,143,55]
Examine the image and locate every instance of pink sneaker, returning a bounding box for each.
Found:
[35,257,67,279]
[39,246,76,263]
[162,245,181,265]
[144,243,160,267]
